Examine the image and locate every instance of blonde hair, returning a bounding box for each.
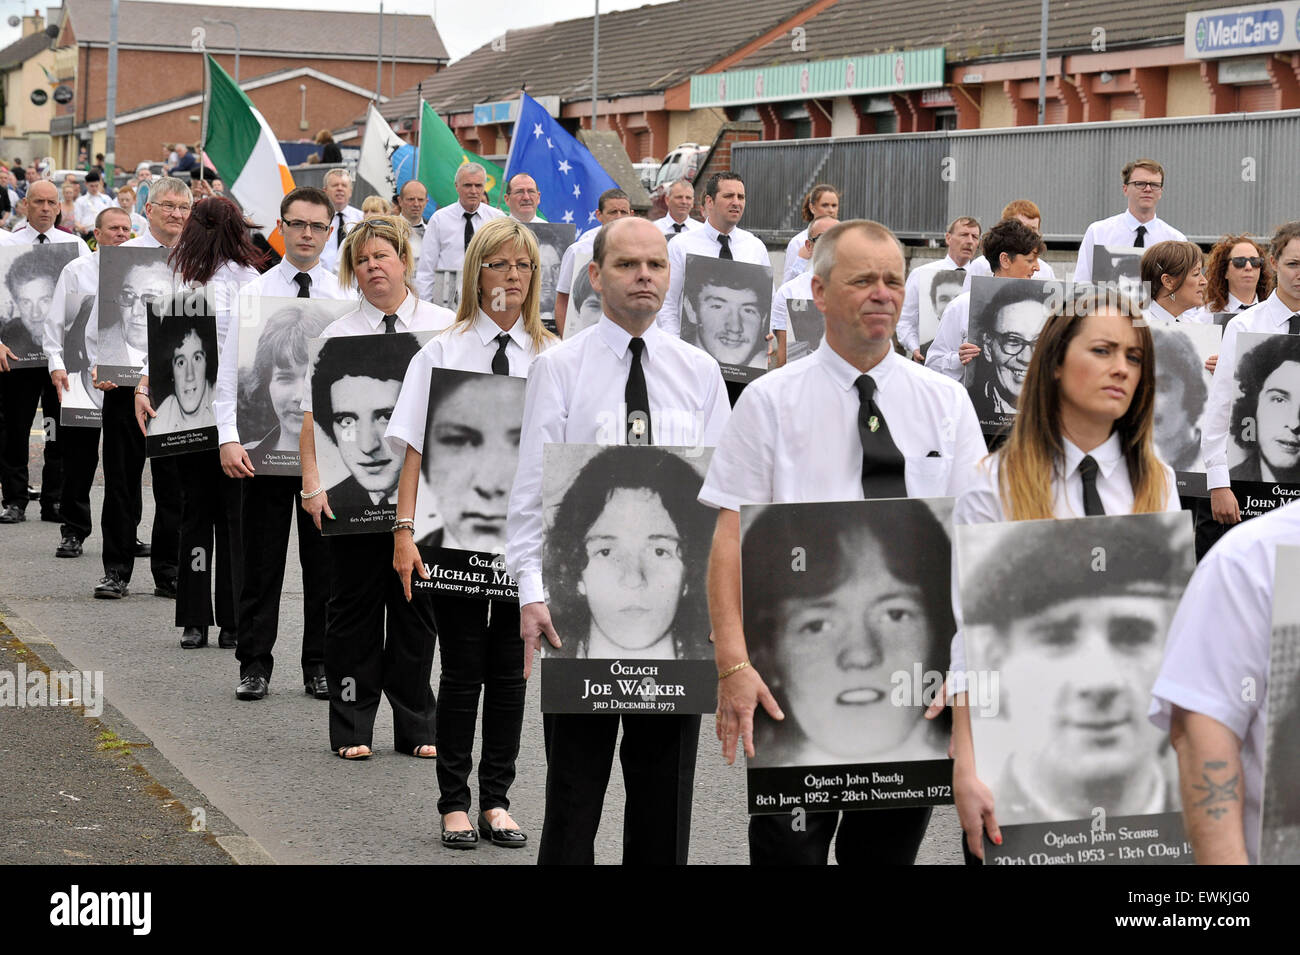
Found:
[336,215,414,291]
[453,218,556,354]
[361,195,390,217]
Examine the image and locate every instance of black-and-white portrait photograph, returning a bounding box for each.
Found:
[1151,322,1220,487]
[96,245,173,384]
[741,498,955,771]
[784,297,824,364]
[1262,545,1300,864]
[413,366,526,556]
[0,242,78,368]
[428,269,461,312]
[919,268,965,355]
[964,276,1058,431]
[1229,332,1300,488]
[679,254,773,383]
[525,222,575,335]
[236,296,353,475]
[1092,244,1149,307]
[145,293,219,457]
[563,249,599,339]
[310,331,426,535]
[958,512,1194,831]
[59,293,103,428]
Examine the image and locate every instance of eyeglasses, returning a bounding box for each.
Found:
[1229,256,1263,269]
[282,218,332,233]
[989,331,1039,357]
[1125,180,1163,192]
[152,201,191,216]
[481,261,534,274]
[115,290,161,309]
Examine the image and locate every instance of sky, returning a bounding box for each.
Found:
[0,0,678,62]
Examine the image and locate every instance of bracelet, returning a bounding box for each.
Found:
[718,660,751,681]
[393,519,416,534]
[299,486,324,500]
[134,384,150,397]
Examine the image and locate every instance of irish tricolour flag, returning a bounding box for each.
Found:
[203,55,294,254]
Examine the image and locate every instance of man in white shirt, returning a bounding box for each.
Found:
[0,179,91,526]
[897,216,980,363]
[42,206,135,558]
[503,173,541,224]
[658,171,771,338]
[318,168,364,274]
[653,179,702,240]
[1073,159,1185,284]
[1150,498,1300,864]
[770,215,837,366]
[961,200,1056,289]
[702,218,985,865]
[73,171,114,240]
[552,188,632,332]
[414,162,505,302]
[506,216,730,864]
[926,218,1043,382]
[396,179,428,264]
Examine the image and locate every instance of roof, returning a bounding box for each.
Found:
[59,0,447,60]
[731,0,1202,68]
[382,0,812,120]
[0,24,57,71]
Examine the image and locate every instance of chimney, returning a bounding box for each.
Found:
[22,12,46,37]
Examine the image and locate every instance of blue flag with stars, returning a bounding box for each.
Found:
[505,92,619,229]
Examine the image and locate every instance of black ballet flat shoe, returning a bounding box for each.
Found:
[477,811,528,848]
[440,827,479,850]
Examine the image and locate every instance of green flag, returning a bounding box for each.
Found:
[418,101,504,209]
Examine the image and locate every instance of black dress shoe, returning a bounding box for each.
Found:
[217,627,237,649]
[55,534,83,558]
[40,504,61,523]
[440,828,479,850]
[478,811,528,848]
[180,626,209,649]
[236,675,269,700]
[153,579,177,599]
[133,538,151,557]
[304,674,329,699]
[0,504,25,524]
[93,573,129,599]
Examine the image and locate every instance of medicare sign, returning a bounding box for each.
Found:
[1185,2,1300,58]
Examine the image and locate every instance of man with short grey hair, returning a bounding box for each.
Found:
[653,179,702,239]
[319,168,363,273]
[415,162,504,301]
[503,173,540,224]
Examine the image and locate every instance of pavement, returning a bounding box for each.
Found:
[0,429,964,865]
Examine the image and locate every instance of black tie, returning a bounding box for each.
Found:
[1134,225,1147,248]
[382,314,397,334]
[293,272,311,298]
[491,332,510,375]
[625,337,652,445]
[335,212,345,248]
[717,233,732,260]
[463,212,475,250]
[1239,303,1251,311]
[1289,313,1300,335]
[1078,455,1105,516]
[853,375,906,499]
[37,233,47,244]
[673,222,684,233]
[955,265,965,273]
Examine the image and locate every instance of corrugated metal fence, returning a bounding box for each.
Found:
[731,110,1300,245]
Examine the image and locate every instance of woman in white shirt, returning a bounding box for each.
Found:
[1205,234,1273,315]
[782,184,839,284]
[936,288,1179,862]
[1140,240,1212,327]
[391,218,557,849]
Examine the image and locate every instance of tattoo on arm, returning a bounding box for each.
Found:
[1191,761,1239,820]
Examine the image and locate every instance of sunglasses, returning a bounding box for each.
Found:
[1229,256,1263,269]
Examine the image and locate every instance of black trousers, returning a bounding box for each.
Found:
[748,806,933,865]
[58,421,100,541]
[100,388,180,585]
[174,450,242,629]
[1193,494,1239,562]
[0,368,62,511]
[538,712,700,865]
[323,532,437,752]
[234,474,330,683]
[429,594,524,815]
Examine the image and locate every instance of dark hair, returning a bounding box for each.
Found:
[1152,326,1208,419]
[279,185,332,220]
[5,247,58,298]
[311,331,421,446]
[982,218,1041,273]
[238,306,333,439]
[570,266,597,314]
[928,270,965,310]
[169,196,266,285]
[157,315,219,392]
[1230,333,1300,446]
[85,170,101,183]
[545,447,712,659]
[975,279,1056,344]
[597,188,628,213]
[1269,221,1300,260]
[704,171,743,202]
[682,261,770,363]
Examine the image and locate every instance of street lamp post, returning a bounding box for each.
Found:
[202,17,240,86]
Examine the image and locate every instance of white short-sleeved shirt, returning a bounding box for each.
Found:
[923,291,971,382]
[301,291,455,415]
[414,202,505,299]
[1200,291,1300,489]
[1073,211,1185,284]
[961,253,1055,290]
[386,310,555,456]
[74,192,114,231]
[898,254,966,354]
[699,344,985,511]
[43,252,102,372]
[1149,498,1300,865]
[213,258,351,445]
[769,270,815,334]
[505,315,731,605]
[658,221,772,336]
[1143,301,1213,325]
